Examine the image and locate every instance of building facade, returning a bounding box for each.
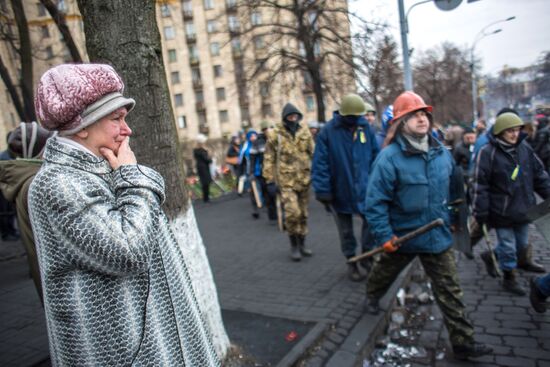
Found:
[0,0,355,152]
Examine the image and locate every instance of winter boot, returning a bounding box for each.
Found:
[289,235,301,262]
[453,342,493,360]
[364,295,380,315]
[347,262,365,282]
[297,235,313,257]
[517,244,546,273]
[480,250,498,278]
[502,269,526,296]
[360,257,373,275]
[529,277,547,313]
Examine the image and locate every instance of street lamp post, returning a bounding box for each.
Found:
[470,16,515,123]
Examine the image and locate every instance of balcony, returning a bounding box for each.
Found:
[199,124,209,134]
[192,79,203,89]
[183,10,193,20]
[189,56,200,65]
[196,101,206,111]
[186,34,197,44]
[232,49,243,59]
[226,2,237,13]
[239,96,249,106]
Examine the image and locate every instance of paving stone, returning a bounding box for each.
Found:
[503,336,539,348]
[495,356,537,367]
[513,347,550,360]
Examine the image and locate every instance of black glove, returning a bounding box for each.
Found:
[266,182,278,197]
[315,192,333,205]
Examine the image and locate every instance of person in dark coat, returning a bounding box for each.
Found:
[194,134,213,202]
[453,126,477,172]
[312,94,379,281]
[533,114,550,173]
[0,132,19,241]
[473,113,550,295]
[365,91,492,361]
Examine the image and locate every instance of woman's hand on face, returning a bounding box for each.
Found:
[100,137,137,170]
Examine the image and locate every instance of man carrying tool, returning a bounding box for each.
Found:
[312,93,379,281]
[364,91,492,360]
[263,103,315,261]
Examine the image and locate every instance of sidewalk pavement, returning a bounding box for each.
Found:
[1,195,549,366]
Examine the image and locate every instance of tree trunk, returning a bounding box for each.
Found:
[39,0,83,62]
[76,0,187,218]
[310,67,326,122]
[0,55,27,122]
[76,0,229,358]
[10,0,35,121]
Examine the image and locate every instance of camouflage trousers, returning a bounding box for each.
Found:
[366,248,474,347]
[280,187,309,236]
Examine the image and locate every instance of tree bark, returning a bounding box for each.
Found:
[10,0,35,121]
[39,0,83,62]
[76,0,187,218]
[0,55,27,122]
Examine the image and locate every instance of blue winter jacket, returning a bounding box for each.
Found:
[312,112,379,215]
[365,135,454,253]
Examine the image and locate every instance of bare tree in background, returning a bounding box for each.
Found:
[76,0,229,357]
[226,0,358,122]
[413,42,472,124]
[39,0,83,62]
[355,25,403,116]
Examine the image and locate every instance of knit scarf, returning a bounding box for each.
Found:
[403,132,429,153]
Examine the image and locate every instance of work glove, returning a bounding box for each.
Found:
[266,182,278,197]
[382,236,399,253]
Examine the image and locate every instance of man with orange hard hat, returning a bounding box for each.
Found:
[364,91,492,360]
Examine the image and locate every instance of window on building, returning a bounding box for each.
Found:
[41,25,50,38]
[182,1,193,13]
[195,91,204,103]
[228,15,239,32]
[45,46,54,60]
[259,81,269,97]
[189,45,198,59]
[57,0,66,12]
[207,20,218,33]
[219,110,229,122]
[198,112,207,125]
[185,22,196,36]
[306,95,315,112]
[204,0,214,10]
[177,115,187,129]
[251,11,262,25]
[254,36,265,50]
[164,26,175,40]
[308,11,318,30]
[171,71,180,84]
[241,107,250,122]
[37,3,46,16]
[174,93,184,107]
[231,38,241,52]
[261,103,273,117]
[168,49,177,63]
[216,87,226,101]
[226,0,237,7]
[210,42,220,56]
[314,41,321,57]
[213,65,223,78]
[191,67,201,82]
[160,4,171,17]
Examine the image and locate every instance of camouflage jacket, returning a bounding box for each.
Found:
[263,122,314,191]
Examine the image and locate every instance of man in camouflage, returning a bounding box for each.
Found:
[264,103,315,261]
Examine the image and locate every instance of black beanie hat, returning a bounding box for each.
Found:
[463,126,475,134]
[496,107,519,117]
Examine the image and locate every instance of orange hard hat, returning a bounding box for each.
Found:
[390,91,433,124]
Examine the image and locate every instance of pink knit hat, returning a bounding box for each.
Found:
[35,63,135,135]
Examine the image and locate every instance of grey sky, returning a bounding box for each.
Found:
[350,0,550,75]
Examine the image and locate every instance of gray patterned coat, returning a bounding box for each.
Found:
[29,138,220,367]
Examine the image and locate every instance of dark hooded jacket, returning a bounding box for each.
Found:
[472,132,550,227]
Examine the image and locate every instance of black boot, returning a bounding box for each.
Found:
[480,250,498,278]
[517,244,546,273]
[297,235,313,257]
[502,269,526,296]
[529,277,547,313]
[363,295,380,315]
[347,262,365,282]
[453,342,493,360]
[289,235,301,262]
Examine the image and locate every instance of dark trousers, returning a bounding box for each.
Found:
[250,177,276,219]
[201,182,210,202]
[334,212,373,259]
[0,193,17,238]
[367,248,474,347]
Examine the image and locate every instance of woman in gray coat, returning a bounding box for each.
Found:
[30,63,220,366]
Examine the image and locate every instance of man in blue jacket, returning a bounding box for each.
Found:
[364,91,492,360]
[312,94,379,281]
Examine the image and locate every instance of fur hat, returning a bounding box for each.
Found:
[35,63,135,135]
[8,122,56,158]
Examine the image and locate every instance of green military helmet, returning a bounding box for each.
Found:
[493,112,524,135]
[365,102,376,113]
[340,93,367,116]
[260,120,270,130]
